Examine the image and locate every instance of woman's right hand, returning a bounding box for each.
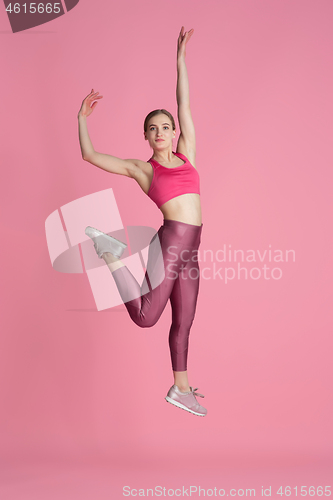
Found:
[78,89,103,118]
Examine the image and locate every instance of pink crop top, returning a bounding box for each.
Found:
[147,152,200,209]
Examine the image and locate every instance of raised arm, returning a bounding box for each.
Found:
[176,27,196,165]
[78,89,138,178]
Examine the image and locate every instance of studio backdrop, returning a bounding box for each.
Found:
[1,0,332,498]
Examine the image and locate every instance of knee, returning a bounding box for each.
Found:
[135,313,159,329]
[125,304,159,328]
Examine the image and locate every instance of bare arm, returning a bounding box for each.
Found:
[78,90,138,178]
[176,27,196,162]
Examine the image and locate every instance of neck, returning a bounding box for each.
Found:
[152,148,174,163]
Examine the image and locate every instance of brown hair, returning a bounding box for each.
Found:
[144,109,176,133]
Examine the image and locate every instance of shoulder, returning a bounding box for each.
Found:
[124,158,154,181]
[123,159,155,194]
[175,147,196,169]
[131,159,153,170]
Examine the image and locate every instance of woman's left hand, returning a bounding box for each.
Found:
[177,26,194,59]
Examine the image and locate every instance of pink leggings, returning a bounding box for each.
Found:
[111,219,203,371]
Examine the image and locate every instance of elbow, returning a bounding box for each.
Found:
[82,151,95,162]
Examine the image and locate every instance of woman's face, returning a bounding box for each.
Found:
[145,114,176,149]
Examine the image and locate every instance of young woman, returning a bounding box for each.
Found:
[78,27,206,417]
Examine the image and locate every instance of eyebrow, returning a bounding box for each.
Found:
[149,123,170,127]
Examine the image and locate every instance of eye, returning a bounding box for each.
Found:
[164,126,169,130]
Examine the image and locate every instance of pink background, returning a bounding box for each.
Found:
[1,0,332,497]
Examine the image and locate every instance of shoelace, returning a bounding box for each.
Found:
[190,387,205,398]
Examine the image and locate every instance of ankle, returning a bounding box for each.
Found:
[102,252,120,264]
[177,385,190,393]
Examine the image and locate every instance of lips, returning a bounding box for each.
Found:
[156,140,164,142]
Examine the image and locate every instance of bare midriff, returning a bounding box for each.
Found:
[159,193,202,226]
[135,160,202,227]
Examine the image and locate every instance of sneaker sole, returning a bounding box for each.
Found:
[85,227,127,249]
[165,396,206,417]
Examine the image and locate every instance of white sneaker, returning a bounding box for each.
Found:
[85,226,127,259]
[165,385,207,417]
